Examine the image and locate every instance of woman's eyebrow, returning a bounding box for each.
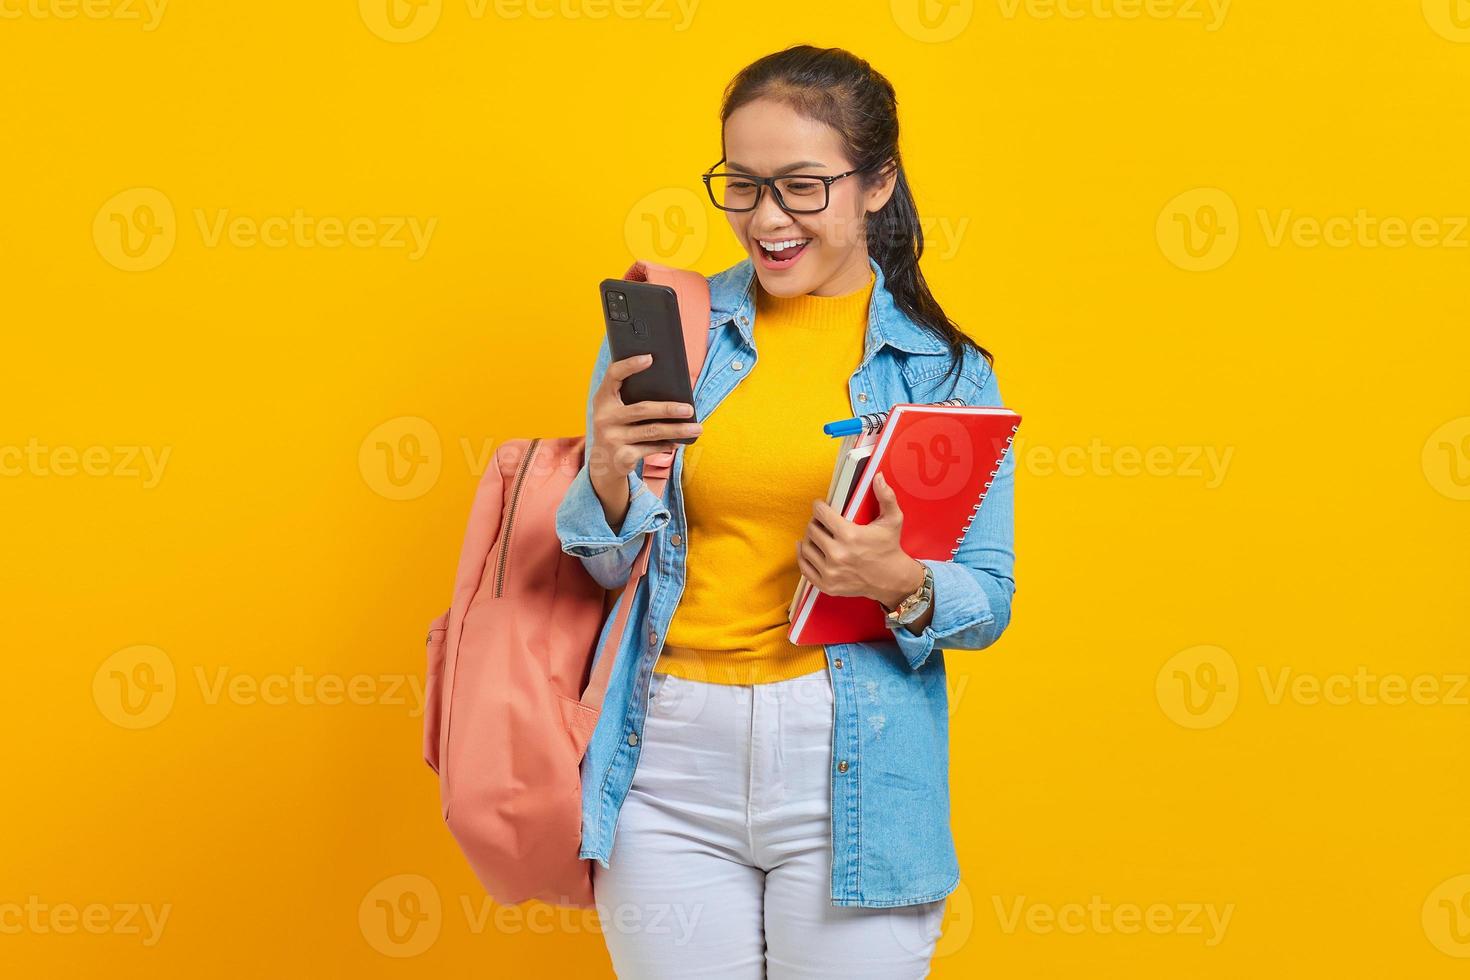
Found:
[726,160,829,174]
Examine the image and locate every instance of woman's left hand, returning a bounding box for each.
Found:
[796,471,926,610]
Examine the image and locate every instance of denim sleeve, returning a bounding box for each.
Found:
[554,333,672,591]
[889,365,1017,671]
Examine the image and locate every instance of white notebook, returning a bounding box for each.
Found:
[788,432,881,622]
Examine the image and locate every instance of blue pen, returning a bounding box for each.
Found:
[822,397,966,437]
[822,417,867,437]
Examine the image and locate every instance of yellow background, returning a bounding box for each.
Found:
[3,0,1468,976]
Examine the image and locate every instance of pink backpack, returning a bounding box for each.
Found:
[423,261,710,907]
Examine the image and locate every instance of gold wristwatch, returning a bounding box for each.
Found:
[884,565,934,628]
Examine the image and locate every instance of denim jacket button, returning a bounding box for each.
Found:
[670,533,682,546]
[833,657,843,669]
[732,360,744,371]
[857,392,867,403]
[627,732,639,746]
[837,760,849,773]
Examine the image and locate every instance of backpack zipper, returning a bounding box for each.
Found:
[493,438,540,598]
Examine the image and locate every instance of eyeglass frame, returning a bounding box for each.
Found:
[701,155,865,214]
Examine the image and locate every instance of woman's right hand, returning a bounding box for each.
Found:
[588,353,703,531]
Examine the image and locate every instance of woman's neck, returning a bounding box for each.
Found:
[810,254,876,297]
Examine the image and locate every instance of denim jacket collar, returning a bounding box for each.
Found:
[707,254,948,357]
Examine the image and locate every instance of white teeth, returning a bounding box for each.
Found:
[758,238,811,252]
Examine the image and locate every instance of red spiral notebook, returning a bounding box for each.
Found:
[787,402,1021,646]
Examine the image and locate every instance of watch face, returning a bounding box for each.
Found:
[888,568,932,623]
[896,572,933,624]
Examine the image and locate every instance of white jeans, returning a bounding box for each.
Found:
[593,668,946,978]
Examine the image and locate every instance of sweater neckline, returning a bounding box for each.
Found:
[754,269,875,330]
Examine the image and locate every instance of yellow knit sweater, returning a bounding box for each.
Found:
[656,268,875,685]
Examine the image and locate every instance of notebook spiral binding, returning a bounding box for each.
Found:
[950,420,1020,558]
[857,396,967,434]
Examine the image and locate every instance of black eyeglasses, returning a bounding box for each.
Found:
[701,156,862,214]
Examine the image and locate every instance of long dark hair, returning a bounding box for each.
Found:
[719,44,993,387]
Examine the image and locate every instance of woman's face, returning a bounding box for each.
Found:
[719,98,896,298]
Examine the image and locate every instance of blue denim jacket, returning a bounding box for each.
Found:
[554,254,1017,908]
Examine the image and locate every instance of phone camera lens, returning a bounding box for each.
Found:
[606,291,629,322]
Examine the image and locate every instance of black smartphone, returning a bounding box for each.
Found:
[599,278,701,445]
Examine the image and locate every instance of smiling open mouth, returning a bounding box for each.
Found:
[756,237,811,268]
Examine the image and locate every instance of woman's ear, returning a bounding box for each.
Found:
[863,159,900,215]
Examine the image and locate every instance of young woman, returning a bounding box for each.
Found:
[554,45,1017,979]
